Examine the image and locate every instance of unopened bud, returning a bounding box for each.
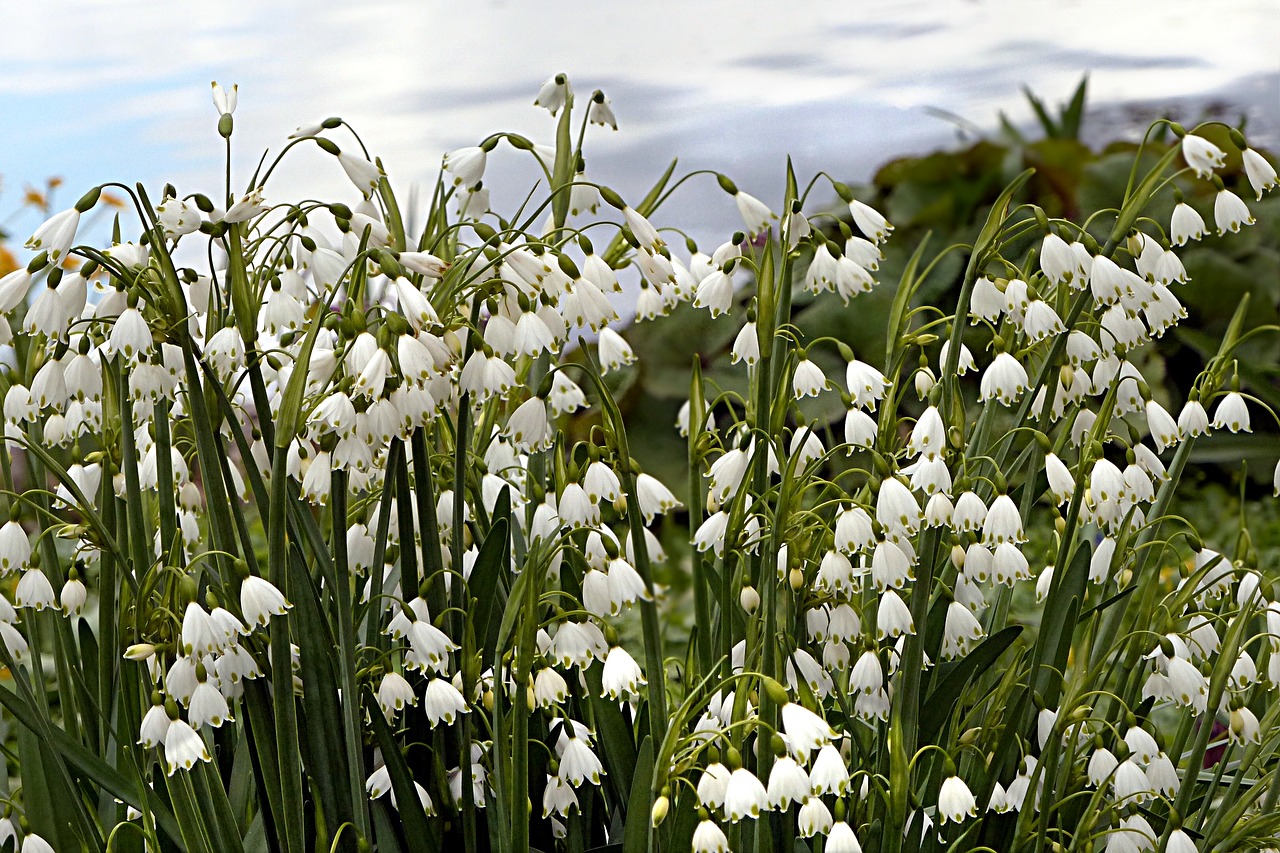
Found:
[124,643,156,661]
[651,795,670,826]
[740,585,760,614]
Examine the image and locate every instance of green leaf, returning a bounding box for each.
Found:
[621,736,654,853]
[585,666,639,807]
[472,488,512,670]
[919,626,1022,743]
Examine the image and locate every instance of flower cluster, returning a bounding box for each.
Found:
[0,77,1276,853]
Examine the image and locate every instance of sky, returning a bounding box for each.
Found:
[2,0,1277,248]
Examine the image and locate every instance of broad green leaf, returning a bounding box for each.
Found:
[919,626,1022,743]
[621,736,654,853]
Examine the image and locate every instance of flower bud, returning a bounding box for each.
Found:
[651,795,669,826]
[740,585,760,614]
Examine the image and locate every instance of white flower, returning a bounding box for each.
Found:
[876,589,914,639]
[443,146,487,188]
[938,775,976,823]
[337,151,381,195]
[164,718,212,774]
[26,208,80,263]
[848,199,892,242]
[240,575,291,628]
[826,821,864,853]
[1242,147,1278,199]
[797,797,833,837]
[723,767,768,822]
[846,358,890,409]
[969,276,1004,321]
[1144,400,1181,451]
[20,834,56,853]
[601,645,645,700]
[224,188,267,222]
[780,701,840,753]
[692,819,730,852]
[211,81,237,115]
[377,672,417,720]
[423,678,468,725]
[636,473,681,522]
[534,73,572,115]
[16,568,57,610]
[1211,391,1250,432]
[138,702,170,748]
[0,520,33,575]
[1040,233,1086,286]
[697,762,732,808]
[597,328,635,373]
[735,191,774,236]
[1044,453,1075,504]
[189,679,232,727]
[942,601,985,659]
[1167,828,1199,853]
[1177,399,1210,437]
[559,734,603,785]
[731,321,760,365]
[506,396,552,451]
[61,575,88,615]
[979,353,1029,405]
[766,756,811,808]
[693,270,734,317]
[1214,189,1255,234]
[1170,202,1206,246]
[982,494,1025,545]
[1021,299,1063,341]
[809,744,851,795]
[1180,134,1226,178]
[792,358,827,398]
[109,306,154,363]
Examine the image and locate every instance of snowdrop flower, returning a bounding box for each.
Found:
[723,767,769,821]
[1180,133,1226,178]
[780,701,841,753]
[26,208,80,263]
[697,762,732,809]
[693,269,734,317]
[848,198,893,242]
[809,744,851,795]
[164,718,212,774]
[423,678,468,725]
[601,646,645,700]
[1214,189,1255,234]
[979,352,1029,405]
[826,822,864,853]
[597,328,636,373]
[240,575,291,628]
[792,357,827,398]
[765,756,810,809]
[1242,147,1278,198]
[1170,201,1206,245]
[211,81,237,115]
[443,146,487,189]
[797,797,833,837]
[636,473,682,521]
[61,573,88,615]
[534,73,571,115]
[938,775,976,823]
[692,818,730,852]
[337,151,381,195]
[1177,399,1210,437]
[377,672,417,720]
[1211,391,1250,432]
[734,191,774,236]
[16,568,56,610]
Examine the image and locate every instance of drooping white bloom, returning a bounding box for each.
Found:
[693,270,734,317]
[601,645,645,700]
[766,756,811,809]
[692,819,730,852]
[780,701,840,753]
[636,473,682,521]
[723,767,769,822]
[1211,391,1250,432]
[848,198,893,242]
[211,81,238,115]
[1242,147,1278,199]
[1177,399,1210,437]
[423,678,469,725]
[982,494,1025,545]
[792,358,827,398]
[164,718,212,774]
[797,797,833,837]
[443,146,486,188]
[337,151,381,195]
[697,762,732,808]
[189,679,232,727]
[26,208,80,263]
[826,821,864,853]
[1180,134,1226,178]
[734,191,774,236]
[1170,202,1206,245]
[938,775,977,823]
[979,353,1028,405]
[1214,189,1255,234]
[597,328,636,373]
[809,744,851,795]
[240,575,291,628]
[534,74,572,115]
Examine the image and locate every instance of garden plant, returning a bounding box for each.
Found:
[0,75,1278,852]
